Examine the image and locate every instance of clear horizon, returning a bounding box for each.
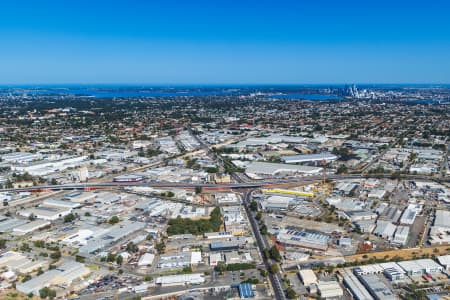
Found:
[1,0,450,84]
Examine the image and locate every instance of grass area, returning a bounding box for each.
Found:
[167,207,222,236]
[345,245,450,263]
[86,264,100,271]
[0,290,40,300]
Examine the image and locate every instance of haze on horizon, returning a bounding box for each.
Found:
[0,0,449,85]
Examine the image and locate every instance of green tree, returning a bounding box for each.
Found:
[109,215,120,224]
[126,242,139,253]
[116,255,123,265]
[64,213,76,223]
[250,200,258,211]
[39,287,56,299]
[270,246,282,262]
[269,263,279,274]
[286,287,297,299]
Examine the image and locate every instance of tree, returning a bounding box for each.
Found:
[269,263,279,274]
[126,242,139,253]
[214,261,227,273]
[109,215,120,224]
[0,239,7,249]
[39,287,56,299]
[286,287,297,299]
[155,241,165,254]
[250,200,258,211]
[33,240,46,248]
[195,186,202,194]
[270,246,282,262]
[116,255,123,265]
[64,213,76,223]
[337,164,348,174]
[50,251,61,260]
[106,253,117,262]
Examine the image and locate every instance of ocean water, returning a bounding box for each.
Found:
[267,93,344,101]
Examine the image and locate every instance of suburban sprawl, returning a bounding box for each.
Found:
[0,85,449,300]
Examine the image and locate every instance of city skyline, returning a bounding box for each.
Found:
[1,0,450,84]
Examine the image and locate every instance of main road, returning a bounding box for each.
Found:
[0,173,446,194]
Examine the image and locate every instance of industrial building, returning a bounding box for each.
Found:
[342,268,374,300]
[210,241,240,252]
[298,269,317,286]
[113,174,144,183]
[397,259,443,275]
[0,251,48,274]
[238,283,255,298]
[277,229,329,252]
[78,221,145,255]
[18,205,72,221]
[373,221,397,241]
[358,274,395,300]
[157,251,202,269]
[209,253,223,266]
[260,195,291,211]
[281,152,337,164]
[317,281,344,299]
[137,253,155,267]
[392,225,409,245]
[436,255,450,271]
[13,219,51,235]
[399,204,421,225]
[16,261,90,295]
[242,161,322,179]
[155,273,205,287]
[204,232,233,239]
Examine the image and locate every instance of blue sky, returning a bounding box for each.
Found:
[0,0,449,84]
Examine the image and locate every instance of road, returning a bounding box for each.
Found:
[0,172,447,194]
[242,190,286,300]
